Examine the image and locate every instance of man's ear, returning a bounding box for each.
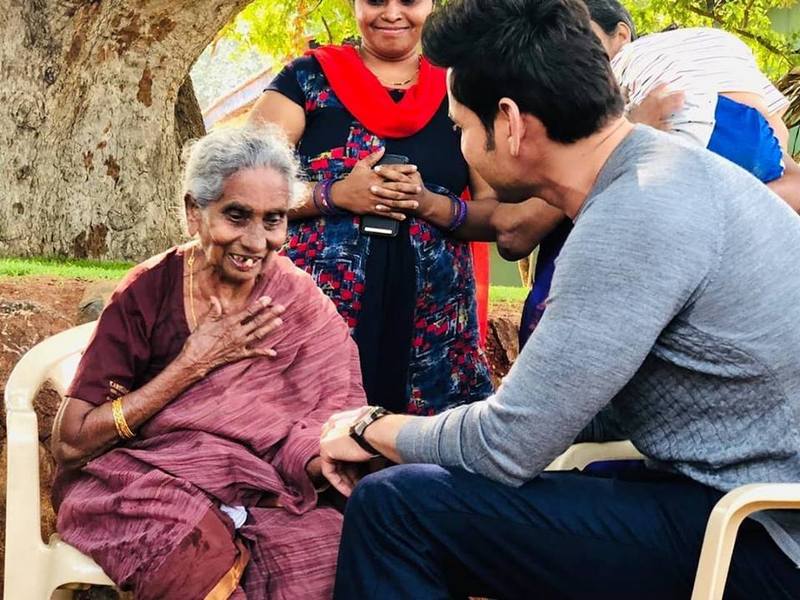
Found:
[185,194,200,236]
[498,98,525,156]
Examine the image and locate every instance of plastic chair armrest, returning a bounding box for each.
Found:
[546,441,645,471]
[691,483,800,600]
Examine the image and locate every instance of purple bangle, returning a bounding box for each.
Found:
[323,178,345,215]
[423,183,469,232]
[313,178,344,216]
[446,194,468,231]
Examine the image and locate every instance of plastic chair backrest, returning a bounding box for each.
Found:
[3,322,100,599]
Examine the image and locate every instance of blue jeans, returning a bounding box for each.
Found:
[335,464,800,599]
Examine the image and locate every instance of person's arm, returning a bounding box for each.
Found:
[491,198,565,261]
[711,91,797,211]
[416,166,499,241]
[322,186,715,492]
[52,296,285,469]
[249,90,325,221]
[272,336,366,493]
[248,90,306,146]
[768,152,800,213]
[456,167,501,241]
[722,91,790,150]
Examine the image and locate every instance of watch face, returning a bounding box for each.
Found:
[352,407,388,439]
[353,419,367,436]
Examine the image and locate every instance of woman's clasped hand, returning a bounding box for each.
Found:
[329,148,429,222]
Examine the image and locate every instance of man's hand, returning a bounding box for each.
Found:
[628,83,685,131]
[321,409,413,496]
[320,408,377,496]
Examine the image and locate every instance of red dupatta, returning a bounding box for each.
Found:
[308,44,446,139]
[307,44,490,345]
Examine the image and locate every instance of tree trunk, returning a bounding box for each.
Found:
[0,0,251,260]
[175,75,207,150]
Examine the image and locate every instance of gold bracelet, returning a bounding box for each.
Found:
[111,398,135,439]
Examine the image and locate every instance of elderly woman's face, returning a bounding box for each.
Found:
[355,0,434,59]
[187,167,289,284]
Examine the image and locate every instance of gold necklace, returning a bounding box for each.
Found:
[187,245,199,331]
[378,69,419,87]
[360,47,421,87]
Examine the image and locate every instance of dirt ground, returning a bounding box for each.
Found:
[0,275,522,597]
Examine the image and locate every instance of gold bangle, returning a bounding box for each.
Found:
[111,398,135,439]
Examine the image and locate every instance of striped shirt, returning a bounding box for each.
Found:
[612,27,789,146]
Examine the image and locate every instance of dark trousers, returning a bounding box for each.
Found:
[334,464,800,599]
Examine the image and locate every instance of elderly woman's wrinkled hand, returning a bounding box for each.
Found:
[331,149,419,221]
[179,295,285,377]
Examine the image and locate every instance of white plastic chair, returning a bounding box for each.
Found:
[548,441,800,600]
[3,321,117,599]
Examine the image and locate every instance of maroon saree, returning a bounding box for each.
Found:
[53,248,366,599]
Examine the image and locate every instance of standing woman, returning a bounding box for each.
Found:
[249,0,495,415]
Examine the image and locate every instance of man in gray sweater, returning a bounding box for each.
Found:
[320,0,800,598]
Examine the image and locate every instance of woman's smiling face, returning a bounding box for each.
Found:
[187,166,289,284]
[355,0,434,59]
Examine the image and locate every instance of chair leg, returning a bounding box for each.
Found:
[690,510,746,600]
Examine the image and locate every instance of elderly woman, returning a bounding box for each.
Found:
[50,126,366,599]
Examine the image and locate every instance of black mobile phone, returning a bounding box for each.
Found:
[360,154,410,238]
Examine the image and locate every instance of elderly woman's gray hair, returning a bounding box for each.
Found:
[181,125,305,209]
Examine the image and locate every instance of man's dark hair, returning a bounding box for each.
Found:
[422,0,624,146]
[583,0,637,40]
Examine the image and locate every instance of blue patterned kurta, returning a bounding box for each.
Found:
[269,54,493,414]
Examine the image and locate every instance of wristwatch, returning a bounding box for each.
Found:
[349,406,392,457]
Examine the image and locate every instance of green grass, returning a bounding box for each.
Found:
[0,257,134,280]
[489,285,528,304]
[0,257,529,302]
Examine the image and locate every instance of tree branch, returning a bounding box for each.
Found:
[321,15,333,44]
[685,3,792,60]
[301,0,325,17]
[742,0,756,29]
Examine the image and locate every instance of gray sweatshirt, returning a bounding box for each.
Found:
[397,126,800,563]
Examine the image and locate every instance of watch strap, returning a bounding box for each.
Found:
[349,406,391,457]
[349,430,381,457]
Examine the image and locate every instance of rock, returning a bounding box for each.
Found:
[0,298,74,438]
[75,586,124,599]
[77,280,119,324]
[0,299,39,316]
[34,385,61,442]
[485,316,520,387]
